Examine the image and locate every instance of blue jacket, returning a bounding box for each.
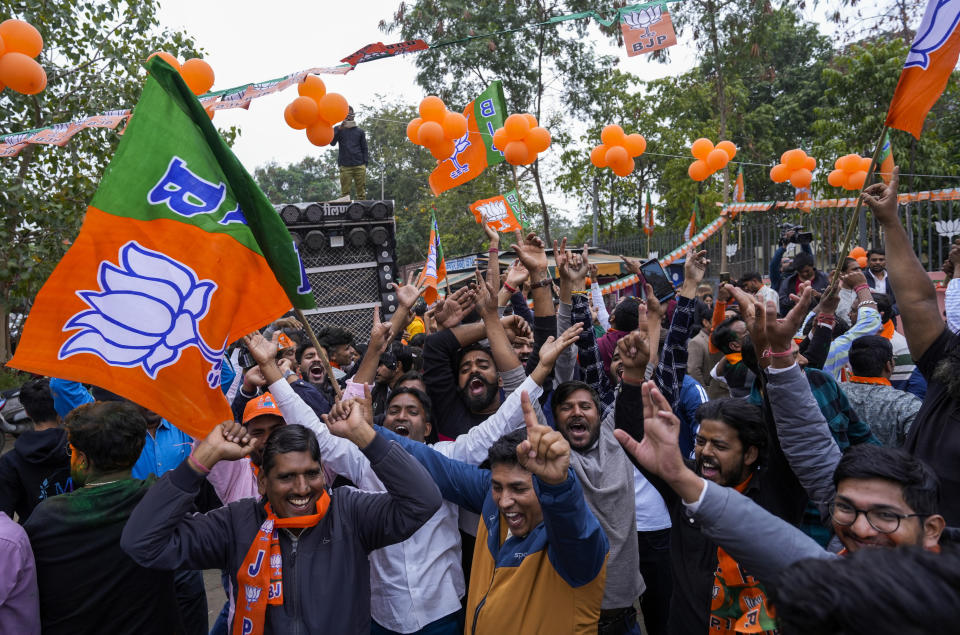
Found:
[378,427,609,634]
[677,375,709,459]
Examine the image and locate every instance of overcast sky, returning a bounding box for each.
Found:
[153,1,849,216]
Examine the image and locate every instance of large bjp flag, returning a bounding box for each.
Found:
[429,81,508,195]
[416,212,447,304]
[885,0,960,138]
[8,58,314,439]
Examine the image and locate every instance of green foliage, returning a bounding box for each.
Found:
[0,0,210,359]
[255,156,340,202]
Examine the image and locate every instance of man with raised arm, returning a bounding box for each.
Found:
[344,390,608,635]
[862,167,960,525]
[121,415,441,634]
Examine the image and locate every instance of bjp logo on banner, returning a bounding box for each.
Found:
[621,5,678,57]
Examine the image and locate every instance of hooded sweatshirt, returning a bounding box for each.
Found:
[0,427,73,522]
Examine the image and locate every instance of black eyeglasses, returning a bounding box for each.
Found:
[830,500,927,534]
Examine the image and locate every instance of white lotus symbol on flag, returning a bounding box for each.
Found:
[59,241,224,386]
[623,6,663,31]
[726,243,739,258]
[935,218,960,239]
[904,1,960,69]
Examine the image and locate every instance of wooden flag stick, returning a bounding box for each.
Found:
[293,308,343,401]
[829,124,890,287]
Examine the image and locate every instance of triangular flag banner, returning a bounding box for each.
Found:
[416,212,447,304]
[8,58,311,440]
[643,191,654,236]
[683,210,696,241]
[885,0,960,139]
[620,4,678,57]
[734,165,746,203]
[470,189,527,233]
[429,81,508,195]
[879,130,896,184]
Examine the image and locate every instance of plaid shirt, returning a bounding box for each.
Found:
[574,294,696,420]
[749,367,879,450]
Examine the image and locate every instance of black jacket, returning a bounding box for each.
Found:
[331,125,368,167]
[864,268,897,312]
[0,427,73,522]
[615,381,807,635]
[121,433,441,634]
[777,269,830,316]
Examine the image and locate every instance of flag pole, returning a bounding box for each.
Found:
[293,308,343,401]
[830,124,890,286]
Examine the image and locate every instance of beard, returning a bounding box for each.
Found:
[695,454,748,487]
[460,372,499,412]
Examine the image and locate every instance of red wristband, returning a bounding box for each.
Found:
[762,345,798,359]
[188,453,211,475]
[503,282,517,294]
[854,283,870,293]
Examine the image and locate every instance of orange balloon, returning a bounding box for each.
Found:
[845,170,867,190]
[298,75,326,101]
[289,96,321,127]
[306,121,334,146]
[0,19,43,58]
[804,155,817,171]
[317,93,349,124]
[590,144,609,168]
[523,113,538,128]
[689,159,711,181]
[504,114,530,141]
[0,52,45,95]
[624,134,646,157]
[784,149,806,170]
[706,148,729,171]
[691,138,714,161]
[504,140,529,165]
[605,145,629,168]
[521,141,539,165]
[0,36,5,57]
[857,256,868,268]
[601,124,626,147]
[716,140,737,159]
[827,169,845,187]
[441,111,468,139]
[180,58,215,95]
[419,96,447,122]
[612,158,635,177]
[849,246,867,259]
[859,157,872,172]
[770,163,790,183]
[417,120,444,147]
[406,117,423,144]
[526,126,551,153]
[147,51,180,71]
[790,168,813,189]
[430,139,456,161]
[492,127,509,151]
[838,154,860,173]
[284,103,307,130]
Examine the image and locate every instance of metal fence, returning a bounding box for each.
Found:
[598,196,960,281]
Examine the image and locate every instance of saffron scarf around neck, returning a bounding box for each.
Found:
[848,375,892,386]
[233,492,331,635]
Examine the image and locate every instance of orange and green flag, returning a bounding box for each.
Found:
[643,191,654,236]
[429,81,507,195]
[416,211,447,304]
[879,130,896,184]
[885,0,960,139]
[470,188,527,233]
[734,165,746,203]
[8,57,313,439]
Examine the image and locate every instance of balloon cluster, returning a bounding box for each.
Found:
[0,19,46,95]
[147,51,216,117]
[589,125,646,177]
[849,246,867,269]
[827,154,873,190]
[688,138,737,181]
[491,113,552,166]
[283,75,350,146]
[769,149,816,188]
[406,96,469,161]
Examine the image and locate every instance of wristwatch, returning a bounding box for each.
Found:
[283,369,297,380]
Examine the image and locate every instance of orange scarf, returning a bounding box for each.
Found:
[233,492,330,635]
[724,353,743,365]
[879,320,895,339]
[848,375,892,386]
